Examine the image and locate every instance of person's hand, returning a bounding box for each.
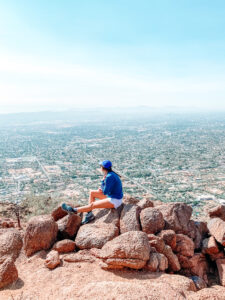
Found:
[98,188,103,192]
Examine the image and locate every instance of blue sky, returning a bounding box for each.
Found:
[0,0,225,113]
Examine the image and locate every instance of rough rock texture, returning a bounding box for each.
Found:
[140,207,165,234]
[189,253,209,283]
[216,258,225,286]
[51,202,82,221]
[0,257,18,289]
[92,208,120,228]
[188,285,225,300]
[75,223,119,249]
[157,202,192,234]
[148,234,180,272]
[207,217,225,246]
[163,244,181,272]
[45,250,60,269]
[63,249,99,263]
[24,215,58,257]
[209,205,225,221]
[158,229,177,250]
[57,214,81,240]
[0,228,23,261]
[96,231,150,270]
[193,221,209,250]
[145,252,168,272]
[202,236,219,255]
[51,205,68,221]
[53,239,76,253]
[77,274,196,300]
[119,204,141,233]
[137,197,154,210]
[175,234,195,257]
[148,234,165,252]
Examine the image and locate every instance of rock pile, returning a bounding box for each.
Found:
[1,197,225,294]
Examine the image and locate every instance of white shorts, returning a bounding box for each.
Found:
[108,197,123,209]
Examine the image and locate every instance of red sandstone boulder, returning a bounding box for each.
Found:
[75,223,119,249]
[208,251,225,261]
[140,207,165,234]
[145,252,168,272]
[53,239,76,253]
[148,234,180,272]
[137,197,154,210]
[0,257,18,289]
[120,204,141,233]
[92,208,120,228]
[24,215,58,257]
[96,231,150,270]
[157,202,192,234]
[207,217,225,246]
[148,234,165,252]
[158,229,176,250]
[174,234,195,257]
[202,236,219,255]
[57,214,81,240]
[51,202,82,221]
[45,250,60,269]
[189,253,209,283]
[163,244,181,272]
[0,228,23,261]
[209,205,225,221]
[216,258,225,287]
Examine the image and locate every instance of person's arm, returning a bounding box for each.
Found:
[102,175,115,195]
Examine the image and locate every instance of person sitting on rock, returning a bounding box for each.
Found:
[61,160,123,224]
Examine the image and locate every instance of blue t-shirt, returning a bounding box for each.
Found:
[100,171,123,199]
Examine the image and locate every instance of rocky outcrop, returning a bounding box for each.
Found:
[157,229,176,250]
[140,207,165,234]
[137,197,154,210]
[0,257,18,289]
[24,215,58,257]
[0,228,23,261]
[175,234,195,257]
[45,250,60,269]
[77,274,196,300]
[0,228,22,289]
[92,208,120,228]
[148,234,180,272]
[209,205,225,221]
[145,251,168,272]
[53,239,76,253]
[57,214,81,240]
[202,236,219,255]
[95,231,150,270]
[157,202,192,234]
[75,223,119,249]
[207,218,225,246]
[216,259,225,287]
[119,204,141,233]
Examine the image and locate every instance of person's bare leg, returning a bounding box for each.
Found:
[76,198,114,213]
[89,189,107,204]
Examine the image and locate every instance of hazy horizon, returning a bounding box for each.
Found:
[1,1,225,113]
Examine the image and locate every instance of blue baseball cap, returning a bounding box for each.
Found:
[99,160,112,170]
